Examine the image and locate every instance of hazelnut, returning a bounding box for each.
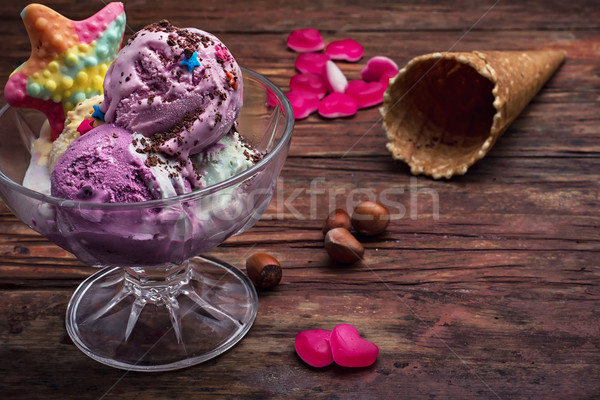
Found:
[322,208,352,235]
[324,228,364,264]
[246,253,282,289]
[351,201,390,236]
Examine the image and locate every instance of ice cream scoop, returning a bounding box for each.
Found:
[101,20,243,157]
[51,124,159,202]
[49,122,261,202]
[192,130,261,188]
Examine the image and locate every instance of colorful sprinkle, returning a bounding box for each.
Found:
[76,119,95,135]
[214,45,231,62]
[181,51,201,72]
[225,71,238,90]
[91,104,105,121]
[3,3,126,140]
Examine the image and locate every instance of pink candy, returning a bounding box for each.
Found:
[76,119,95,135]
[325,39,364,62]
[329,324,379,368]
[360,56,399,84]
[286,91,320,120]
[214,44,231,62]
[295,324,379,368]
[289,73,327,99]
[322,60,348,94]
[318,93,357,119]
[287,29,325,53]
[286,28,398,120]
[295,329,334,368]
[295,52,331,74]
[345,80,386,109]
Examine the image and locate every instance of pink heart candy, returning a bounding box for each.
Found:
[290,73,327,99]
[360,56,399,83]
[325,38,364,62]
[287,28,325,53]
[345,80,386,109]
[329,324,379,368]
[295,329,334,367]
[322,60,348,94]
[318,93,357,119]
[295,53,331,74]
[379,71,398,89]
[286,91,320,120]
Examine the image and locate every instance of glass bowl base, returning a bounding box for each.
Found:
[66,255,258,371]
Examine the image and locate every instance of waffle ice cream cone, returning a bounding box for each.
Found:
[381,49,566,179]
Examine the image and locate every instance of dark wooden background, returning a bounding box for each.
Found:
[1,0,599,398]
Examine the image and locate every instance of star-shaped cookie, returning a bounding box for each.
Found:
[3,2,126,139]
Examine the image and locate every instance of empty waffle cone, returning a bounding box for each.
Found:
[381,49,565,179]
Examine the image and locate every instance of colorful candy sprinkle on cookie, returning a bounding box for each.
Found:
[3,2,126,140]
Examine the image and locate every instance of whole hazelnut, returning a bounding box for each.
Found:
[322,208,352,235]
[324,228,364,264]
[351,201,390,236]
[246,253,282,289]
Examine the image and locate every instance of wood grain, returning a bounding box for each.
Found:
[0,0,599,399]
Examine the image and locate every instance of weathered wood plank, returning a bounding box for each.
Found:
[3,0,599,34]
[1,285,599,399]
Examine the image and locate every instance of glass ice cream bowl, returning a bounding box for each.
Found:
[0,68,294,371]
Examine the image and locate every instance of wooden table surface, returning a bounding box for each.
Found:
[1,0,599,399]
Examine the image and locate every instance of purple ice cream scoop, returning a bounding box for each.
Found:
[51,124,158,203]
[100,20,243,156]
